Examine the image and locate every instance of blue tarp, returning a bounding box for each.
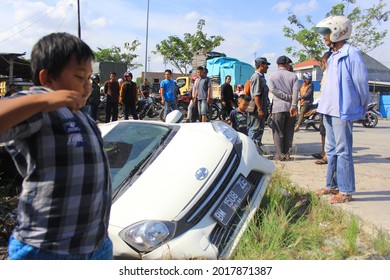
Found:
[206,57,254,86]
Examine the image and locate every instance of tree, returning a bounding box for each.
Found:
[154,19,224,74]
[94,40,142,70]
[283,0,389,62]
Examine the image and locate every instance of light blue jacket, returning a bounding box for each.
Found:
[318,43,369,121]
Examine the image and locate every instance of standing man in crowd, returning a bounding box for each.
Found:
[248,57,271,153]
[120,71,139,120]
[160,69,178,121]
[220,75,234,120]
[104,72,120,122]
[88,74,101,121]
[140,78,151,98]
[268,55,299,161]
[312,51,332,165]
[314,16,369,203]
[193,66,212,122]
[4,83,18,98]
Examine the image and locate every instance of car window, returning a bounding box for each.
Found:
[176,78,186,88]
[102,122,170,193]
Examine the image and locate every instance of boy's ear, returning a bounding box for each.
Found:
[39,69,52,87]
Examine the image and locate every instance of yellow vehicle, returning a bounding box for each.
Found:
[175,76,191,95]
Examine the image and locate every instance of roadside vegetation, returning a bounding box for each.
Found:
[233,168,390,260]
[1,161,389,260]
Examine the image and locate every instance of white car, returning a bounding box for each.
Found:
[100,120,274,259]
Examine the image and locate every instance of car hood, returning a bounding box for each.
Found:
[109,122,231,228]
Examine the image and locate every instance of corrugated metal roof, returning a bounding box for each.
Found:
[0,53,31,80]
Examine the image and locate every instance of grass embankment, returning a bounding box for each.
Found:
[233,169,390,260]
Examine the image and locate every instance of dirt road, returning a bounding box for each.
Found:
[262,119,390,234]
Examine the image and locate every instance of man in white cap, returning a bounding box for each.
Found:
[314,16,369,204]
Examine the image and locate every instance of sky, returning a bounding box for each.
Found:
[1,0,390,79]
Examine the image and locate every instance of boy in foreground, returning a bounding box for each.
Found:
[0,32,112,259]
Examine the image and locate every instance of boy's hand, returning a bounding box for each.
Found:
[42,90,89,112]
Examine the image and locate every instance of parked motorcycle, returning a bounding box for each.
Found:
[159,94,220,122]
[267,100,320,131]
[355,102,382,128]
[150,93,163,112]
[136,97,160,120]
[97,96,124,122]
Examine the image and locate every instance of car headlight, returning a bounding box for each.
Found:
[212,121,241,145]
[119,220,176,252]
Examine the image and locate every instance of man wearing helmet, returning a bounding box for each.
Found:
[120,71,139,120]
[314,16,369,204]
[294,72,314,131]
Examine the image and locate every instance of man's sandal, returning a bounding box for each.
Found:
[330,193,352,204]
[315,158,328,165]
[312,153,323,159]
[315,188,339,196]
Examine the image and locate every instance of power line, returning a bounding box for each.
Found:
[0,0,72,45]
[56,3,73,32]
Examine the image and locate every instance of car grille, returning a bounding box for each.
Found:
[185,149,240,225]
[209,170,264,254]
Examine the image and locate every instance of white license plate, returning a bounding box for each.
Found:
[212,174,253,228]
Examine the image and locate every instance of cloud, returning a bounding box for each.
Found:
[88,17,108,29]
[185,11,200,21]
[272,1,292,13]
[293,0,318,14]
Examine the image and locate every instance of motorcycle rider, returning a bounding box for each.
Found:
[120,71,139,120]
[295,72,314,132]
[314,15,369,203]
[140,78,151,98]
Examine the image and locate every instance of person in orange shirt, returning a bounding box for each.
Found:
[294,72,313,131]
[243,79,251,96]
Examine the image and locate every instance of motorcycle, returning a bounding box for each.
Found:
[149,93,163,112]
[136,97,161,120]
[97,96,124,122]
[267,99,320,131]
[159,93,220,122]
[355,102,382,128]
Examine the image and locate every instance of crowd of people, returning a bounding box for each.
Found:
[0,15,370,260]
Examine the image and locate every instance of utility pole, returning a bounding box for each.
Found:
[144,0,150,81]
[77,0,81,38]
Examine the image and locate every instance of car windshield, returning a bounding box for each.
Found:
[102,122,171,194]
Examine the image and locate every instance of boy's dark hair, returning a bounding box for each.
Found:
[238,94,251,102]
[196,66,204,71]
[165,69,172,74]
[31,32,94,85]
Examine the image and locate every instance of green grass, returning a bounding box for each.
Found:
[233,168,390,260]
